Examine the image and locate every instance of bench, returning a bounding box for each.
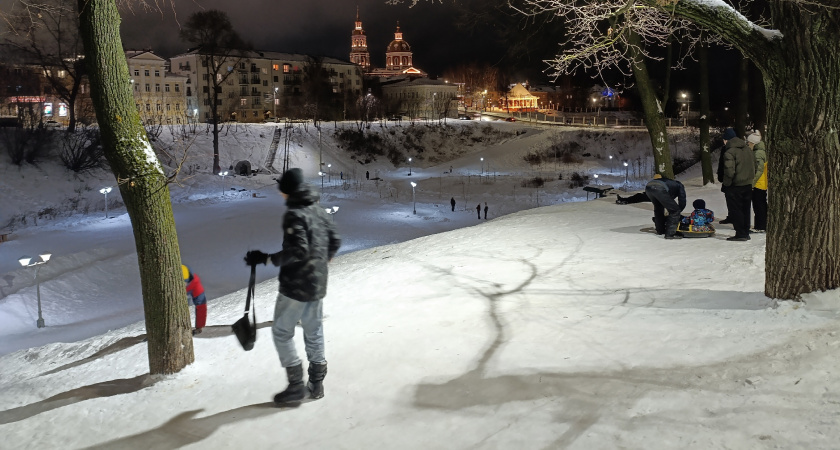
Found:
[583,185,614,200]
[0,232,9,243]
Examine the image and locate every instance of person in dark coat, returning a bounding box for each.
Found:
[615,192,652,204]
[483,202,488,219]
[450,197,456,212]
[476,203,481,219]
[365,170,369,180]
[644,173,687,239]
[245,168,342,404]
[720,127,755,241]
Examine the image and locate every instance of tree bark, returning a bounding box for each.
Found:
[762,6,840,299]
[77,0,194,373]
[627,30,674,178]
[698,38,714,185]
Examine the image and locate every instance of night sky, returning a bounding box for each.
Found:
[119,0,509,78]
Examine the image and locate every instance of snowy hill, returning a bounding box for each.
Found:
[2,120,837,448]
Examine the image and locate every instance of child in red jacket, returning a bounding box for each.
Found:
[182,264,207,335]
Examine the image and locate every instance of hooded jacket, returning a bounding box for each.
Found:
[752,141,768,190]
[269,184,341,302]
[722,137,755,188]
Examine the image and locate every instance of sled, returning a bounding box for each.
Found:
[677,223,716,238]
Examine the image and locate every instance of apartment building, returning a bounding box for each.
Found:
[125,50,188,124]
[169,49,364,122]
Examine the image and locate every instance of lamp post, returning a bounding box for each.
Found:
[218,171,228,196]
[594,174,600,185]
[18,253,51,328]
[480,157,484,174]
[609,155,613,173]
[408,157,412,176]
[623,161,629,186]
[319,171,325,190]
[99,186,112,219]
[410,181,417,214]
[328,163,332,183]
[273,87,278,120]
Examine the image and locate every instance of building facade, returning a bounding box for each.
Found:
[352,12,426,79]
[170,50,364,123]
[125,50,188,125]
[349,7,371,70]
[381,77,458,119]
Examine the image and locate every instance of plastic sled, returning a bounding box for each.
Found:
[677,223,715,238]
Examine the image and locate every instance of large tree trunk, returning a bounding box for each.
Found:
[77,0,194,373]
[698,38,714,185]
[763,6,840,299]
[627,30,674,178]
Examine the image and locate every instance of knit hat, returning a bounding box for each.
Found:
[181,264,190,281]
[747,132,761,145]
[722,128,737,141]
[693,199,706,210]
[278,168,304,194]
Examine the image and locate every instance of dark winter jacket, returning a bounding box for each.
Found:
[722,137,755,187]
[647,177,687,210]
[269,184,341,302]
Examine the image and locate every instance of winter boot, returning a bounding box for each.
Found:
[307,361,328,399]
[274,364,305,404]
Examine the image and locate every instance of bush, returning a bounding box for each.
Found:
[520,176,546,188]
[569,172,589,188]
[59,128,105,172]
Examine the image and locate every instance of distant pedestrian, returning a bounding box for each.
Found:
[366,170,369,180]
[483,202,488,220]
[449,165,453,174]
[182,264,207,335]
[450,197,456,212]
[340,171,343,180]
[476,203,481,220]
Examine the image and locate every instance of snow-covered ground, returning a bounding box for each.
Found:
[1,121,838,449]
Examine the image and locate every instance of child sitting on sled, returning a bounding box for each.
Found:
[680,199,715,233]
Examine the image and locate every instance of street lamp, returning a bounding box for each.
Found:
[18,253,51,328]
[273,87,278,120]
[609,155,613,173]
[410,181,417,214]
[319,171,325,190]
[99,186,112,219]
[594,174,600,185]
[408,157,412,176]
[328,163,332,183]
[218,171,228,196]
[480,157,484,174]
[623,161,629,186]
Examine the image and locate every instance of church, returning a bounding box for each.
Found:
[349,9,427,78]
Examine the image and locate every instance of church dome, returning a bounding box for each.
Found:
[387,39,411,53]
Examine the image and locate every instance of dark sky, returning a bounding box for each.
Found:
[119,0,512,78]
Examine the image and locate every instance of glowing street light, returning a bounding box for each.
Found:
[218,171,229,196]
[609,155,613,173]
[328,163,332,183]
[480,157,484,174]
[410,181,417,214]
[623,161,629,186]
[273,86,278,120]
[408,157,412,176]
[99,186,112,219]
[18,253,52,328]
[319,171,325,190]
[594,174,600,185]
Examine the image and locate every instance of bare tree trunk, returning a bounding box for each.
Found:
[627,30,674,178]
[763,15,840,299]
[698,38,714,185]
[77,0,194,374]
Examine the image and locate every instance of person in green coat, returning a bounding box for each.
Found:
[748,132,767,232]
[721,128,755,241]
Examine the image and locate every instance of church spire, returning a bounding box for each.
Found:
[350,7,370,70]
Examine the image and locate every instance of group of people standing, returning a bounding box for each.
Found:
[717,127,767,241]
[644,126,768,241]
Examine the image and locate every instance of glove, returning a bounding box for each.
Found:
[192,328,202,336]
[244,250,269,266]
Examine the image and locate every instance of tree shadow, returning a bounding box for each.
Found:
[0,374,157,425]
[81,403,281,450]
[411,245,777,449]
[39,321,274,377]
